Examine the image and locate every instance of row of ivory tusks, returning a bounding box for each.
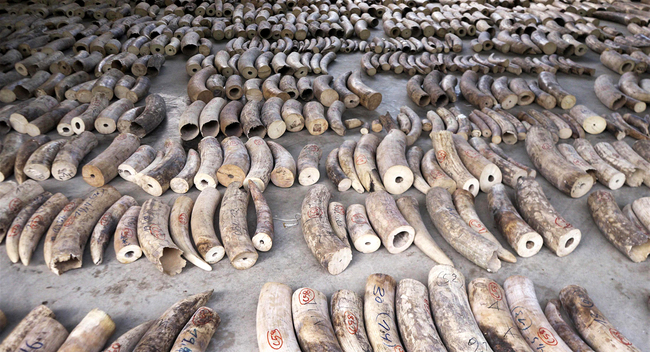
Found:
[0,290,220,352]
[0,178,273,276]
[256,268,641,352]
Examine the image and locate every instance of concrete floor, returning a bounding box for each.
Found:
[1,25,649,350]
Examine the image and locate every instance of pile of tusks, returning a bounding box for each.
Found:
[256,268,641,352]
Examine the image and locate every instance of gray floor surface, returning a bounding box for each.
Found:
[1,24,649,350]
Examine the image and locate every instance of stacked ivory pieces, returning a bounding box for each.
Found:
[301,176,581,276]
[257,269,641,352]
[0,291,220,352]
[0,180,273,276]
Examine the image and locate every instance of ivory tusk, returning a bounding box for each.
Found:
[453,189,517,263]
[113,205,143,264]
[594,75,627,110]
[267,140,295,188]
[366,190,415,254]
[544,300,593,352]
[515,177,581,257]
[326,148,352,192]
[574,138,625,190]
[118,145,156,183]
[377,129,413,195]
[23,140,67,181]
[6,192,52,264]
[18,193,68,266]
[338,140,364,193]
[102,320,154,352]
[220,182,258,269]
[71,92,109,134]
[326,100,346,136]
[428,265,491,350]
[0,179,45,242]
[538,71,576,110]
[0,133,29,182]
[117,106,146,134]
[257,282,301,352]
[129,93,166,138]
[170,306,220,352]
[491,76,518,109]
[528,80,557,109]
[354,134,385,192]
[557,144,597,182]
[90,195,138,265]
[57,309,115,352]
[347,70,382,110]
[241,137,273,191]
[169,197,210,270]
[250,182,274,252]
[560,285,640,352]
[422,70,449,107]
[51,131,98,181]
[297,144,322,186]
[313,75,339,107]
[178,101,206,141]
[170,149,201,194]
[432,130,480,196]
[303,101,328,135]
[301,185,352,275]
[364,274,405,352]
[426,188,501,271]
[460,70,494,109]
[503,275,572,352]
[14,135,50,184]
[568,105,606,135]
[0,305,55,352]
[216,137,250,187]
[83,133,141,187]
[188,66,217,103]
[330,289,372,352]
[451,134,502,192]
[406,146,430,194]
[140,139,187,196]
[482,108,517,144]
[27,100,80,137]
[344,204,380,254]
[44,199,83,269]
[133,290,213,352]
[613,140,650,186]
[241,100,266,138]
[488,183,543,258]
[281,99,304,132]
[395,278,446,352]
[95,99,135,134]
[406,75,430,107]
[594,142,645,187]
[260,97,287,139]
[191,187,224,264]
[526,127,593,198]
[15,316,68,352]
[436,107,459,133]
[194,136,223,190]
[0,182,16,200]
[421,148,457,193]
[292,287,343,351]
[468,278,533,351]
[401,106,422,146]
[137,198,186,275]
[199,97,226,137]
[489,141,537,178]
[332,71,360,108]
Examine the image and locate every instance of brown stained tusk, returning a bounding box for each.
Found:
[451,134,502,192]
[0,305,55,352]
[133,290,213,352]
[89,195,137,265]
[303,101,328,135]
[568,105,606,135]
[440,74,458,103]
[612,141,650,186]
[129,93,166,138]
[328,202,350,248]
[600,49,635,75]
[326,148,351,192]
[544,300,593,352]
[137,198,186,275]
[18,193,69,266]
[26,100,80,136]
[51,131,98,182]
[199,97,226,138]
[594,142,645,187]
[347,70,382,110]
[364,274,406,352]
[113,205,142,264]
[257,283,301,352]
[43,198,83,269]
[366,190,415,254]
[0,179,45,243]
[297,144,322,186]
[170,149,200,194]
[574,138,626,190]
[482,108,517,144]
[406,74,430,107]
[313,75,339,107]
[216,137,249,187]
[250,182,274,252]
[432,130,479,196]
[178,101,206,141]
[422,70,449,107]
[10,96,59,134]
[5,192,52,264]
[526,127,594,198]
[260,97,287,139]
[426,111,448,134]
[244,137,273,192]
[560,285,641,352]
[538,110,572,140]
[188,66,217,103]
[126,76,151,104]
[280,99,304,133]
[477,75,498,107]
[138,139,185,196]
[427,187,501,271]
[116,106,146,135]
[57,309,115,352]
[428,265,492,347]
[326,100,346,136]
[102,320,154,352]
[338,140,364,194]
[301,185,352,275]
[460,70,494,109]
[453,189,517,263]
[15,316,68,352]
[395,279,446,352]
[220,182,258,270]
[267,140,296,188]
[14,135,50,184]
[83,133,140,187]
[528,80,557,110]
[491,76,518,109]
[331,289,372,351]
[194,136,223,190]
[421,148,457,193]
[23,140,67,181]
[333,71,360,108]
[401,106,422,146]
[170,307,220,352]
[503,276,573,352]
[291,287,342,350]
[467,278,533,352]
[557,144,597,182]
[118,145,156,183]
[538,71,576,110]
[407,146,431,194]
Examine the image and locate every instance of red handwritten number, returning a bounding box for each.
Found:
[106,343,122,352]
[267,329,283,349]
[8,198,21,213]
[299,288,315,305]
[344,311,358,334]
[307,207,322,219]
[610,328,632,346]
[178,213,188,225]
[356,155,367,165]
[436,150,448,162]
[537,327,558,346]
[554,217,572,229]
[488,282,502,301]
